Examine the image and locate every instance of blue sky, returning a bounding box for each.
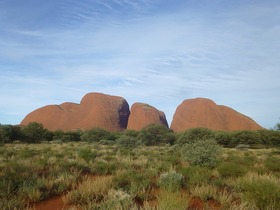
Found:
[1,0,279,128]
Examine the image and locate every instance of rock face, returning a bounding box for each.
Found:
[20,93,130,131]
[170,98,262,132]
[127,103,168,131]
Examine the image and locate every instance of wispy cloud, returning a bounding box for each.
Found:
[0,0,279,127]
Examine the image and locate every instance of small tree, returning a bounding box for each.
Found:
[177,128,214,145]
[0,124,22,143]
[22,122,45,143]
[81,128,116,142]
[274,121,280,131]
[138,124,175,146]
[182,138,221,168]
[116,135,140,148]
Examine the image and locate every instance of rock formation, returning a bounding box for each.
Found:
[21,93,263,132]
[20,92,130,131]
[127,103,168,131]
[170,98,262,132]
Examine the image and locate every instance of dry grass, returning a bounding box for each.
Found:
[63,176,112,205]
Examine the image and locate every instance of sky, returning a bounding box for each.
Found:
[0,0,279,129]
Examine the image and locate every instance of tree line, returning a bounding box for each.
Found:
[0,122,279,148]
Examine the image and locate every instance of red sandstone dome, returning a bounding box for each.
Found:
[170,98,263,132]
[20,92,130,131]
[127,103,168,131]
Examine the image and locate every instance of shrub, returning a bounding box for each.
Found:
[81,128,116,142]
[182,139,221,168]
[230,130,261,147]
[116,135,140,148]
[214,131,232,147]
[181,166,213,186]
[138,124,175,146]
[21,122,45,143]
[158,171,184,192]
[78,148,97,162]
[99,189,133,209]
[177,128,214,145]
[217,162,247,178]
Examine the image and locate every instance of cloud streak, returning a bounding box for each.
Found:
[0,0,280,128]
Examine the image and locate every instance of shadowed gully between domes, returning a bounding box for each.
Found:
[20,93,262,132]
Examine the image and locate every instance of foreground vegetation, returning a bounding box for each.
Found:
[1,122,280,148]
[0,123,280,209]
[1,141,280,209]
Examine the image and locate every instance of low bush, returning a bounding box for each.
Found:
[158,171,184,192]
[138,124,175,146]
[177,128,214,145]
[78,148,97,162]
[116,135,140,148]
[182,139,221,168]
[181,166,213,186]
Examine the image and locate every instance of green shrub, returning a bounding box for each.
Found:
[182,139,221,168]
[138,124,175,146]
[230,130,261,147]
[217,162,247,178]
[99,189,133,209]
[116,135,140,148]
[181,166,213,186]
[158,171,184,192]
[78,148,97,162]
[81,128,116,142]
[177,128,214,145]
[21,122,45,143]
[214,131,232,147]
[264,156,280,172]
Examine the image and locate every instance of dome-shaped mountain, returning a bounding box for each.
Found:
[127,103,168,131]
[20,92,130,131]
[170,98,262,132]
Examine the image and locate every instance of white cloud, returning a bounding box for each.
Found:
[0,1,280,128]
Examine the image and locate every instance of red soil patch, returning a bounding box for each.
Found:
[188,197,205,210]
[188,197,221,210]
[32,196,70,210]
[207,199,221,210]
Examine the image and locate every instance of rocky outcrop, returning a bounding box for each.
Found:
[127,103,168,131]
[170,98,262,132]
[20,92,130,131]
